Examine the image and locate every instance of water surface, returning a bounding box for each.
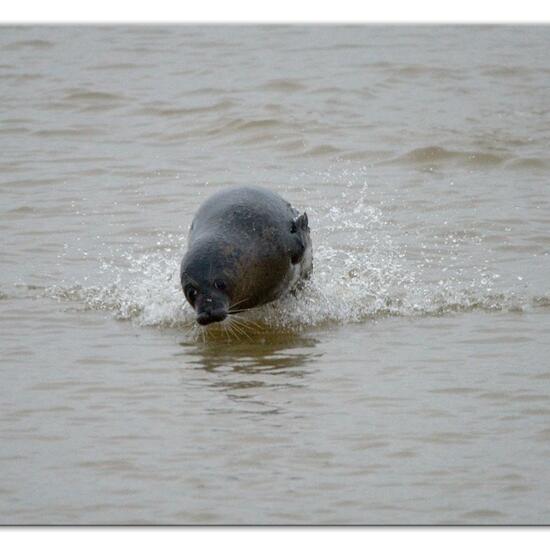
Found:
[1,25,550,524]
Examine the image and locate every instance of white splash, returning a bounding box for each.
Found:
[45,183,545,332]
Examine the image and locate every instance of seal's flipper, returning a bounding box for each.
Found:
[291,212,308,233]
[289,212,309,264]
[298,212,309,231]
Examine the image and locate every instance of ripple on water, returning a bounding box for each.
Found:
[387,146,508,168]
[4,39,54,50]
[261,78,307,92]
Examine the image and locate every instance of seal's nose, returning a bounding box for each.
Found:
[196,309,227,325]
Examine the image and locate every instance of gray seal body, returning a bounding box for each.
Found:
[180,186,312,325]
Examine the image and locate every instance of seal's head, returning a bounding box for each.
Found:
[180,237,242,326]
[180,188,312,326]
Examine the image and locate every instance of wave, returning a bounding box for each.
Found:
[63,90,127,103]
[40,185,549,336]
[387,146,506,167]
[4,40,54,50]
[261,79,306,92]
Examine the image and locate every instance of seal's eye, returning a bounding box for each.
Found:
[185,285,198,302]
[213,279,226,291]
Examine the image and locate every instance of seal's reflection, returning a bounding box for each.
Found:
[178,329,320,414]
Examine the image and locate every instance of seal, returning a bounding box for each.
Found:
[180,186,312,325]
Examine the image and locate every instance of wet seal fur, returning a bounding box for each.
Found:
[180,186,312,325]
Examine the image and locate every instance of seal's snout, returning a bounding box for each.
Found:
[196,308,227,326]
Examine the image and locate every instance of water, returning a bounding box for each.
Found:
[1,25,550,524]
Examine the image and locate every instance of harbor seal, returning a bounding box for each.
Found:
[180,186,312,325]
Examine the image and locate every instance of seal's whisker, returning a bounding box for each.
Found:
[223,317,240,342]
[229,319,254,338]
[181,318,197,338]
[229,316,253,341]
[232,314,262,331]
[228,297,249,311]
[227,317,245,339]
[226,321,241,342]
[230,315,254,332]
[223,324,231,343]
[181,322,194,339]
[232,323,251,342]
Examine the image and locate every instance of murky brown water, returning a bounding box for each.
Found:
[1,25,550,524]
